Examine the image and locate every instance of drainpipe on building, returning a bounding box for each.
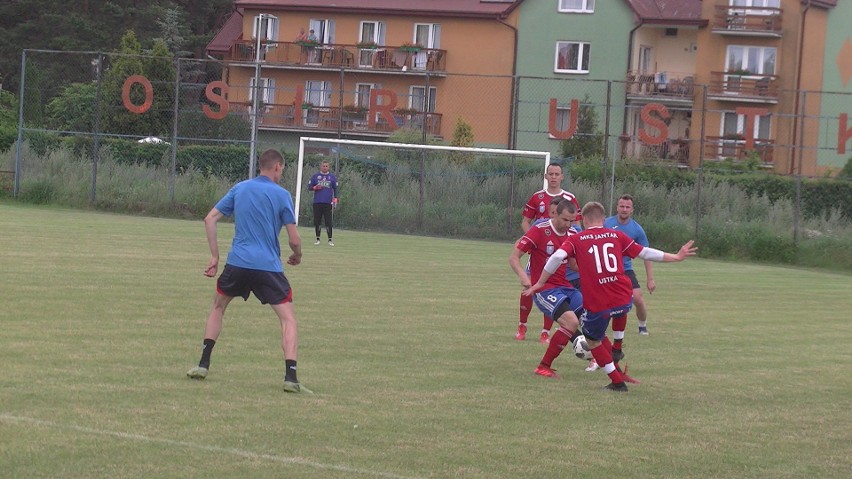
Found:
[790,0,811,175]
[497,16,519,150]
[621,20,644,159]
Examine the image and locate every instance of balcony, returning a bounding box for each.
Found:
[228,40,447,74]
[231,102,442,137]
[704,136,775,164]
[712,5,783,38]
[707,71,779,103]
[626,71,695,103]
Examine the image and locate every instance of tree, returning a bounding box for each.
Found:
[449,117,475,163]
[45,82,98,132]
[560,94,604,159]
[101,30,148,136]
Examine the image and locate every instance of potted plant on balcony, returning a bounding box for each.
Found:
[296,39,319,48]
[357,40,378,50]
[399,42,423,53]
[342,104,368,121]
[727,68,752,76]
[300,102,314,111]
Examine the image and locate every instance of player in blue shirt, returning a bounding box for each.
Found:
[187,149,308,393]
[308,160,339,246]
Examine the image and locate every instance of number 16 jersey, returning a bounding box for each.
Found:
[556,226,645,312]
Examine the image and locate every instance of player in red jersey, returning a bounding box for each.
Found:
[516,163,582,343]
[510,199,584,378]
[526,202,696,392]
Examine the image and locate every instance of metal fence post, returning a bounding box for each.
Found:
[90,52,104,205]
[13,50,27,197]
[169,58,181,202]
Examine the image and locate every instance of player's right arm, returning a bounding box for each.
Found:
[521,216,532,232]
[203,208,225,277]
[524,248,568,295]
[285,223,303,265]
[509,246,532,288]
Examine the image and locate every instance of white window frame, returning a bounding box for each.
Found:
[725,45,776,76]
[555,41,591,74]
[355,83,380,108]
[249,77,275,105]
[558,0,595,13]
[358,20,387,67]
[409,86,437,112]
[721,111,771,140]
[308,18,335,45]
[252,14,279,42]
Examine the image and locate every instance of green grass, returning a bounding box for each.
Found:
[1,201,850,479]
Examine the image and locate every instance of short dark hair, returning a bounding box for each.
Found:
[556,199,577,215]
[259,149,284,170]
[546,163,563,172]
[618,194,634,204]
[549,196,564,207]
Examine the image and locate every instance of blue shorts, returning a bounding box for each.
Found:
[581,301,633,341]
[533,287,583,320]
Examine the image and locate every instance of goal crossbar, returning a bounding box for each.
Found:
[295,137,551,225]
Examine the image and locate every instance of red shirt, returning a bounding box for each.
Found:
[557,226,645,312]
[522,189,581,222]
[516,220,574,289]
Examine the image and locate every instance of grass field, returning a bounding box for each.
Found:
[1,201,850,479]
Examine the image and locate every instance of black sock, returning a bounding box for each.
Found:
[285,359,298,382]
[199,338,215,369]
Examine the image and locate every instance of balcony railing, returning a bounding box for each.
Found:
[231,102,442,136]
[626,71,695,100]
[712,5,783,36]
[228,40,446,73]
[704,136,775,164]
[707,71,779,102]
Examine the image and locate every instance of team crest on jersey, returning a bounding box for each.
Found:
[544,228,551,236]
[546,242,555,255]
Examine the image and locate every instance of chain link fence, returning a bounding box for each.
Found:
[4,50,850,266]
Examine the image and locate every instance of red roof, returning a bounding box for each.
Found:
[234,0,516,18]
[207,9,244,54]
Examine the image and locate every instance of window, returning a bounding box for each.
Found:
[252,14,279,42]
[309,18,335,45]
[722,111,770,139]
[358,21,386,67]
[409,86,437,112]
[249,77,275,105]
[355,83,380,108]
[555,42,591,73]
[726,46,776,75]
[413,23,441,70]
[549,106,571,139]
[303,80,331,126]
[559,0,595,13]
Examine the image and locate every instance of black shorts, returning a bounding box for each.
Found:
[625,269,641,289]
[216,264,293,304]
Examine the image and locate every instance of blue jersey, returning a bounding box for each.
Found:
[215,176,296,273]
[604,216,649,271]
[308,171,338,204]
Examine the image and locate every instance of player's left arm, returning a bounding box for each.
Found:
[203,208,225,277]
[637,240,697,263]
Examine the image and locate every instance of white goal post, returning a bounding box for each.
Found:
[295,137,551,225]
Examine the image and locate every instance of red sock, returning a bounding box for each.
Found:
[542,315,554,332]
[519,293,532,324]
[591,339,624,384]
[539,327,573,368]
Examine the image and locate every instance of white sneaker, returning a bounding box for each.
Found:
[585,359,600,372]
[313,239,321,245]
[328,240,334,247]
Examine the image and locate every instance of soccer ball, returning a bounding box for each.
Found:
[572,335,593,360]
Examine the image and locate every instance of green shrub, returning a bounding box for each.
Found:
[18,179,57,204]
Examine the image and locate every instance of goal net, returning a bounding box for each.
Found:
[294,137,552,241]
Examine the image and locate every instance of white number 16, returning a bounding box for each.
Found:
[588,242,618,274]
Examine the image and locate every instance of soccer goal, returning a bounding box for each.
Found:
[295,137,552,240]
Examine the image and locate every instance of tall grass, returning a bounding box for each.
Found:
[4,142,851,270]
